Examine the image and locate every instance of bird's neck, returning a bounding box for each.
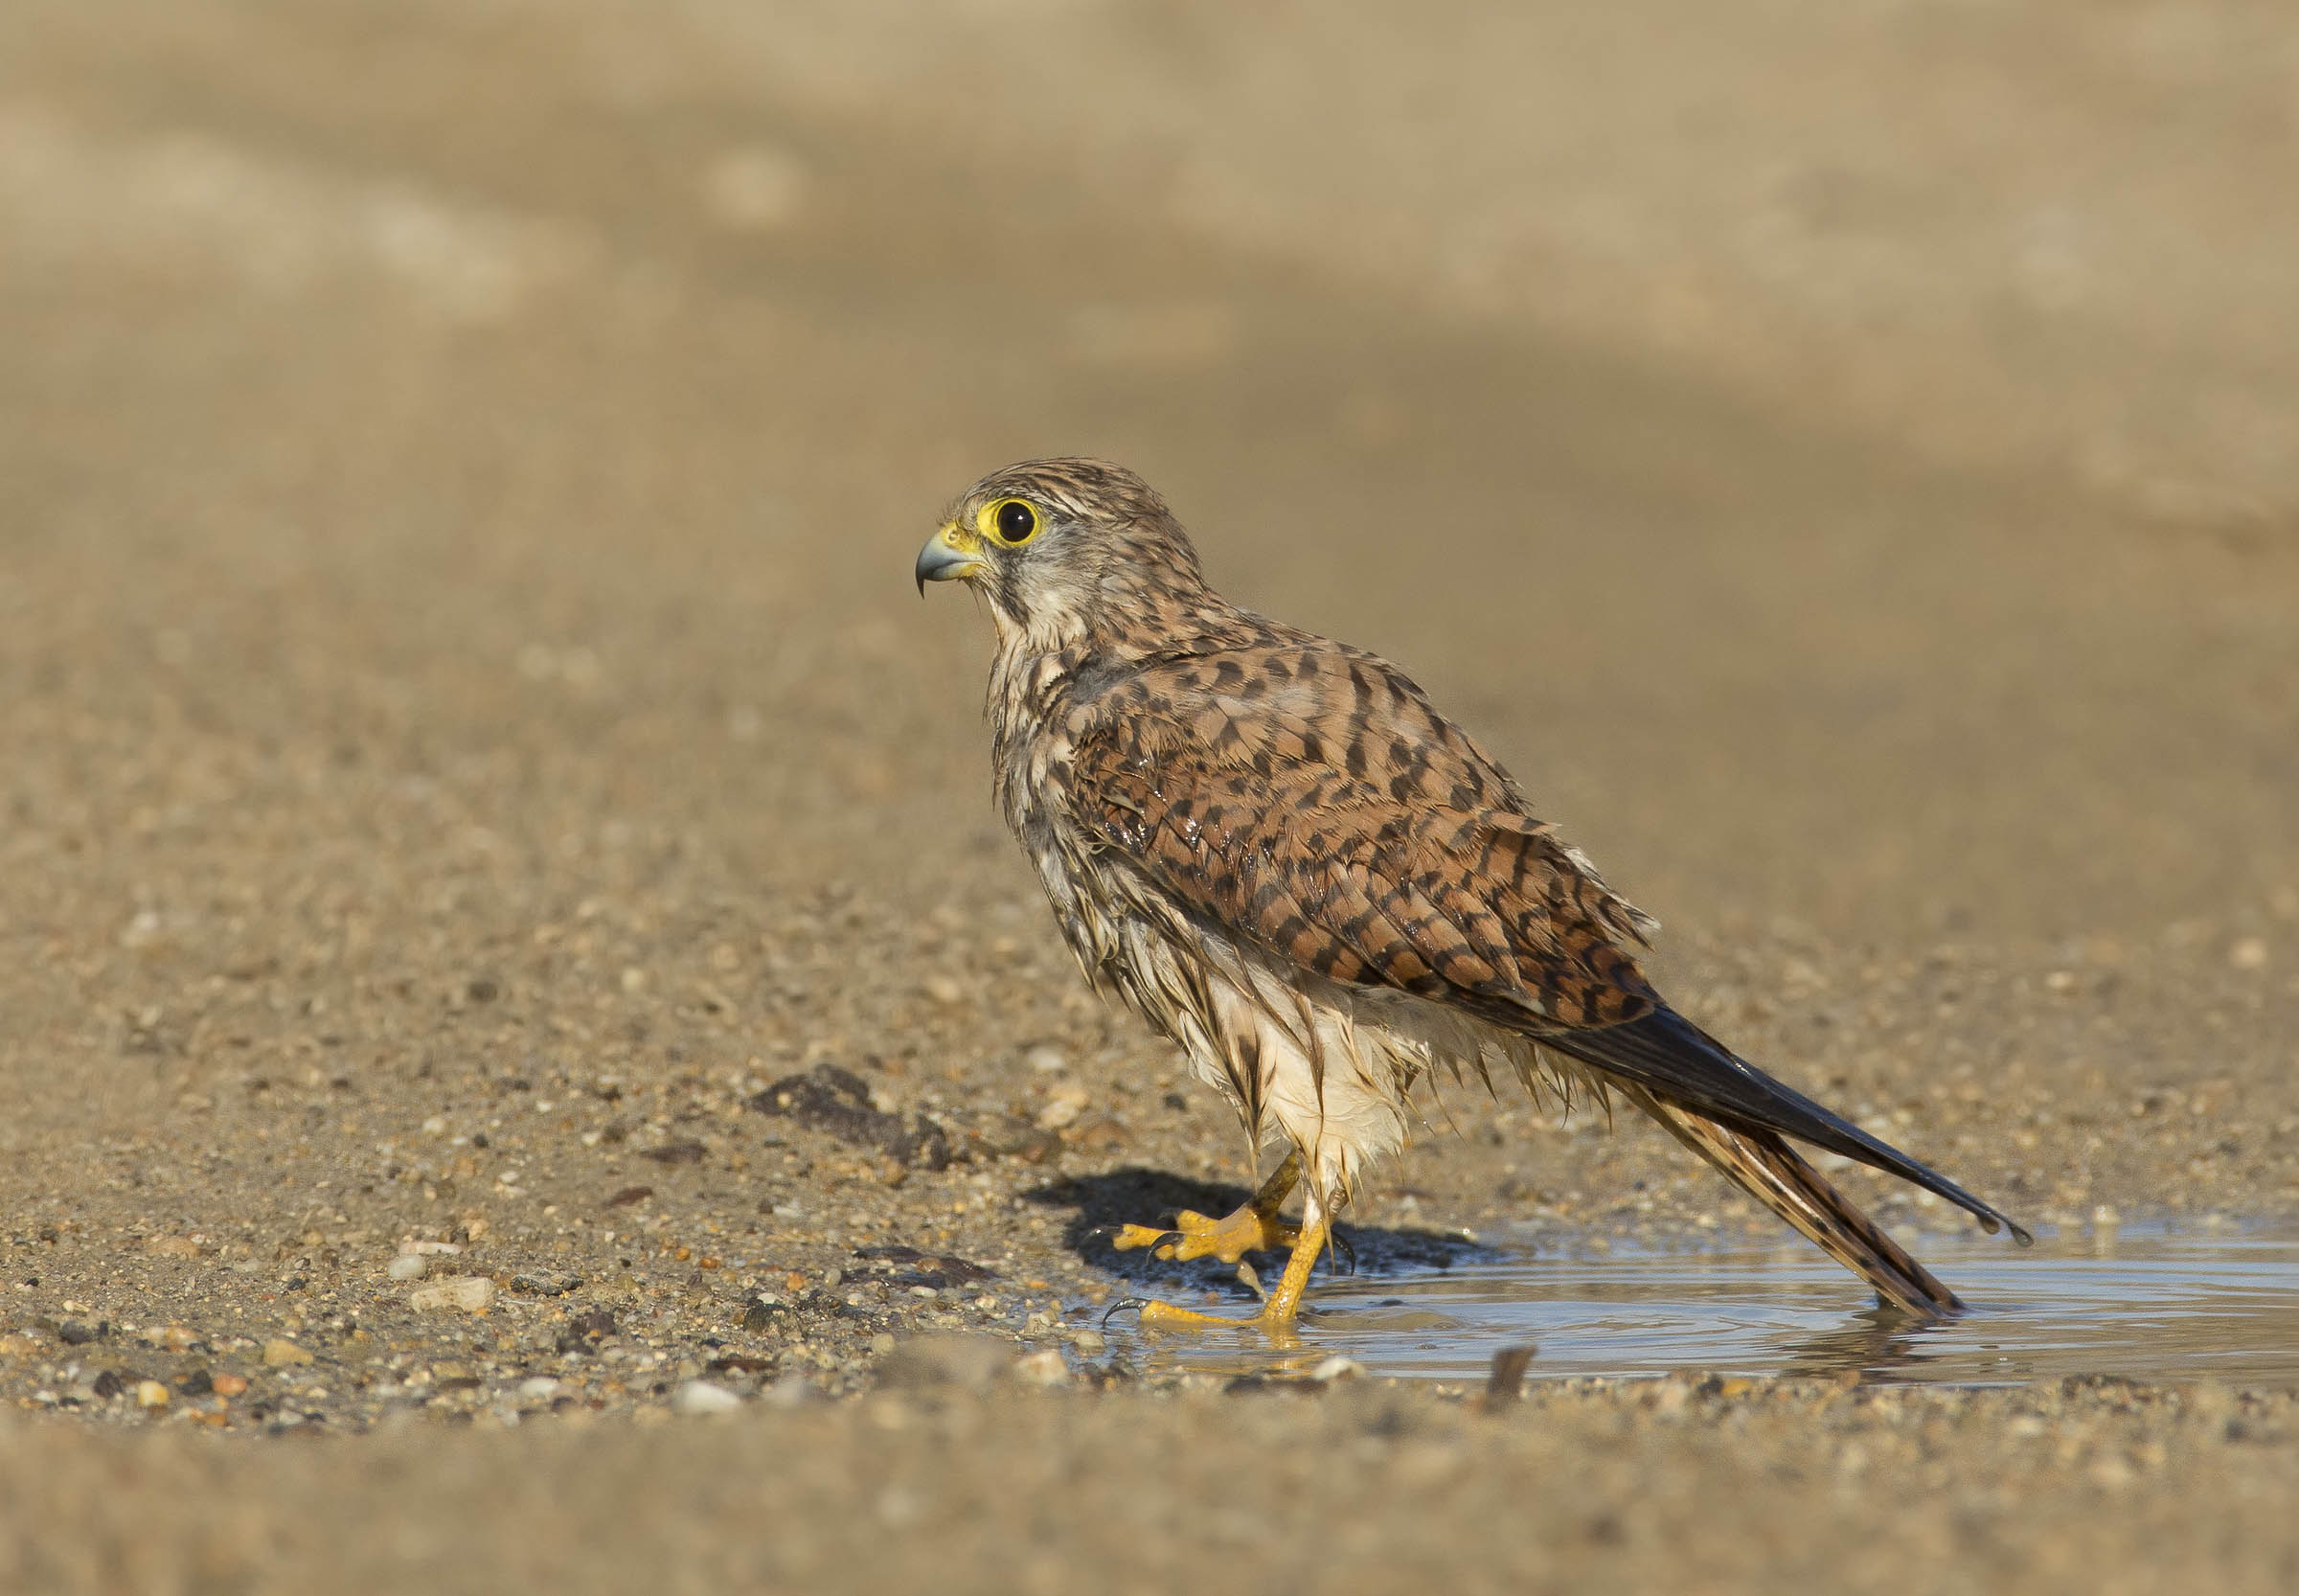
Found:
[986,636,1088,737]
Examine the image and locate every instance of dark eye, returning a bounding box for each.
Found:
[994,499,1037,544]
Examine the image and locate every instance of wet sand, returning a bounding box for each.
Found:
[0,2,2294,1590]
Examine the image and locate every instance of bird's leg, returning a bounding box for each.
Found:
[1127,1209,1332,1335]
[1109,1151,1302,1264]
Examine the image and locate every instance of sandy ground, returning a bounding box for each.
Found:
[0,2,2295,1590]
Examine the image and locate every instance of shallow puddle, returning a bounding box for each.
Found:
[1117,1224,2299,1387]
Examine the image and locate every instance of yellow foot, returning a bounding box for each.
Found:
[1106,1151,1312,1265]
[1108,1214,1332,1345]
[1108,1203,1300,1265]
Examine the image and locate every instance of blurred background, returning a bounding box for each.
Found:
[1,0,2292,1106]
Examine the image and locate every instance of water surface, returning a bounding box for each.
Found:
[1120,1224,2299,1387]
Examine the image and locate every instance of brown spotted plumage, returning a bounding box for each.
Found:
[917,458,2028,1325]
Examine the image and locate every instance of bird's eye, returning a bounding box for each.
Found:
[991,498,1038,545]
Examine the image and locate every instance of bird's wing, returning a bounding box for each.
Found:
[1065,646,2030,1244]
[1066,647,1659,1028]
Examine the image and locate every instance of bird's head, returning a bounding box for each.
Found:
[915,458,1206,650]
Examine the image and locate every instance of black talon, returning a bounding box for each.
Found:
[1326,1230,1357,1276]
[1102,1297,1151,1328]
[1145,1229,1186,1261]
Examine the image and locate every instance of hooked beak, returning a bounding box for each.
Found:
[914,523,984,596]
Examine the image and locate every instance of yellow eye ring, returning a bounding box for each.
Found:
[980,497,1040,547]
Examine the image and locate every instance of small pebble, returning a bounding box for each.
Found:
[1036,1083,1090,1130]
[386,1254,428,1282]
[760,1374,814,1408]
[409,1277,495,1312]
[262,1338,313,1368]
[518,1377,561,1402]
[1310,1356,1365,1383]
[1024,1046,1068,1074]
[1011,1349,1071,1387]
[672,1379,742,1415]
[134,1379,170,1409]
[211,1374,249,1398]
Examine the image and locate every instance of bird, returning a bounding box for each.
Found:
[915,457,2029,1332]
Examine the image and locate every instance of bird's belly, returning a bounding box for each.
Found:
[1104,919,1533,1205]
[1018,826,1552,1204]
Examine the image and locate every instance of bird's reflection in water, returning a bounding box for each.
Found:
[1772,1310,1938,1379]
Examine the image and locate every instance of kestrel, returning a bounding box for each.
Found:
[916,458,2028,1332]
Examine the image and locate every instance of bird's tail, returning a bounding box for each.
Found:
[1624,1085,1964,1317]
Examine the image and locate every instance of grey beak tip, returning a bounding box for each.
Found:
[914,534,970,594]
